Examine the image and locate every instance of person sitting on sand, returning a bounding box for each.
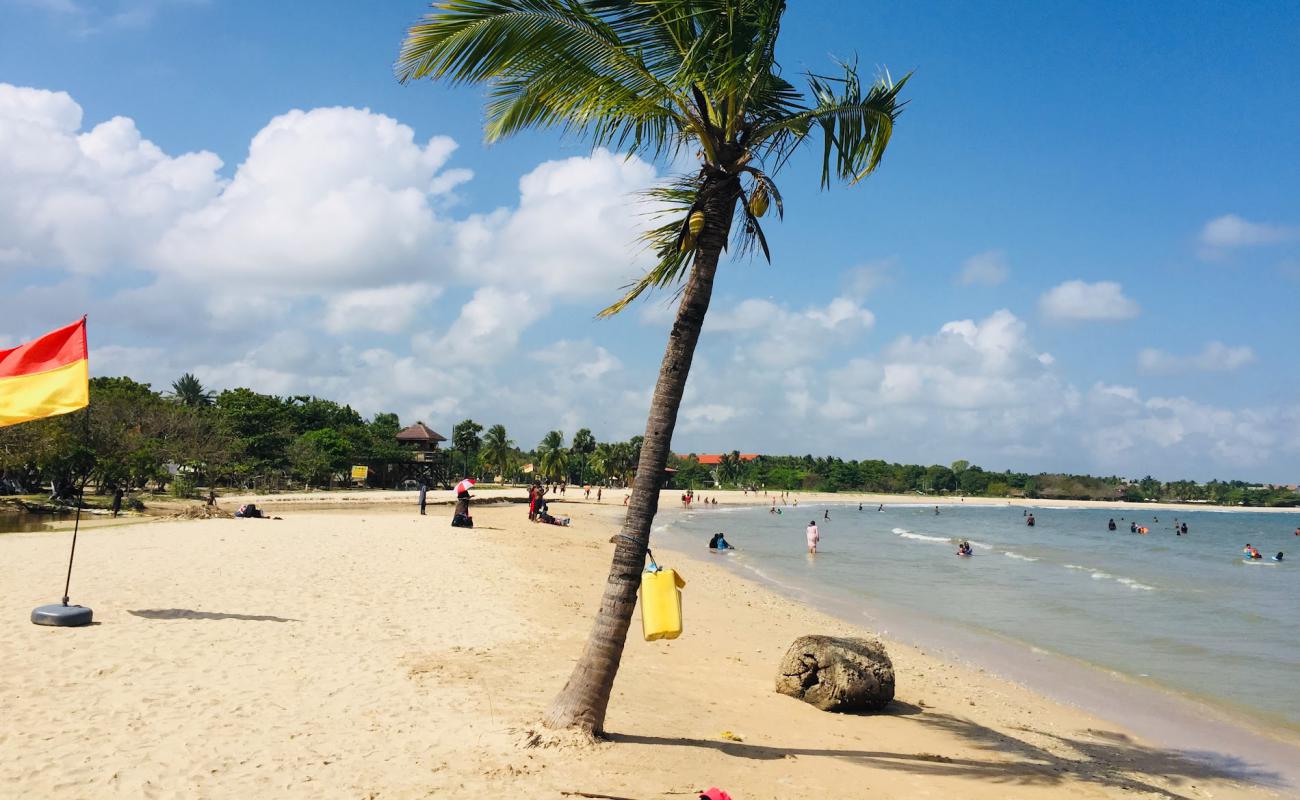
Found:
[806,520,819,554]
[451,490,473,528]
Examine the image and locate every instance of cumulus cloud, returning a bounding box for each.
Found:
[456,148,658,295]
[705,296,875,369]
[153,106,466,289]
[1200,214,1296,249]
[0,83,223,273]
[1137,342,1257,374]
[323,284,443,334]
[957,250,1010,286]
[1038,280,1140,322]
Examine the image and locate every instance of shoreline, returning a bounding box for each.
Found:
[1,497,1292,797]
[208,485,1299,515]
[654,516,1300,789]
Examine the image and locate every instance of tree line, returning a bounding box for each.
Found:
[0,373,1293,508]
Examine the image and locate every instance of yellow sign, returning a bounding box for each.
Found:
[350,465,369,481]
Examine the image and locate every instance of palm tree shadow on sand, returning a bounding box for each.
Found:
[608,711,1285,799]
[128,608,298,623]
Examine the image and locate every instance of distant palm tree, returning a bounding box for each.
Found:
[481,424,515,480]
[170,373,213,407]
[571,428,596,484]
[588,443,612,484]
[718,450,742,485]
[537,430,568,482]
[399,0,907,736]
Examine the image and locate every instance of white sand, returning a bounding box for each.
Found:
[1,495,1286,798]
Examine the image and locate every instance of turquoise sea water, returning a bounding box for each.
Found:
[658,502,1300,733]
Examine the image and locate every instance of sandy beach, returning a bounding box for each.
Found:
[1,492,1292,798]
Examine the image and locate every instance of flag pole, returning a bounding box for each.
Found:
[61,473,88,606]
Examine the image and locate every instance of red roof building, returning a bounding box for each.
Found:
[694,453,761,466]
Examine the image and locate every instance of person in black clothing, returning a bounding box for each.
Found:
[451,489,473,528]
[1107,518,1116,531]
[110,487,124,518]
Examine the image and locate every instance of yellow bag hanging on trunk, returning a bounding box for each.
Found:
[640,566,686,641]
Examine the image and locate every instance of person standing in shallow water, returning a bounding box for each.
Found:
[806,520,819,554]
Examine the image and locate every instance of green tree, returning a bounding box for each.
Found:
[571,428,596,484]
[481,424,515,480]
[406,0,908,732]
[288,429,353,487]
[214,388,293,476]
[717,450,742,485]
[452,419,484,479]
[537,430,568,482]
[169,373,214,407]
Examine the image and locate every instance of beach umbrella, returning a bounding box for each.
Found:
[454,478,476,494]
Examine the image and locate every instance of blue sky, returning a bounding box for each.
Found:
[1,0,1297,481]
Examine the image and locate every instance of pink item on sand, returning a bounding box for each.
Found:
[700,789,732,800]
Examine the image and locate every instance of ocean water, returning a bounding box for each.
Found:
[657,502,1300,733]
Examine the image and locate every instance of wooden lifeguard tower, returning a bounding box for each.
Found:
[390,422,450,488]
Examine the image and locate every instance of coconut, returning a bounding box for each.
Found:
[679,233,696,253]
[749,184,769,217]
[688,211,706,237]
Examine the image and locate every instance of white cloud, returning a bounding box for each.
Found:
[1137,342,1256,374]
[705,295,874,369]
[0,83,223,273]
[1200,214,1295,249]
[324,284,443,334]
[456,148,658,295]
[532,340,623,382]
[153,106,464,290]
[957,250,1009,286]
[1039,280,1140,322]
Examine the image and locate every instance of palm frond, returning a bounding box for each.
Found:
[398,0,692,154]
[598,171,702,317]
[754,62,911,187]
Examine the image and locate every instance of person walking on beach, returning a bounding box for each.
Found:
[806,520,820,554]
[596,487,602,502]
[418,479,428,516]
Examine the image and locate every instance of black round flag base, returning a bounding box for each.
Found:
[31,603,93,627]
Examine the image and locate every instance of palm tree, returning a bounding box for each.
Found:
[537,430,568,482]
[588,442,612,484]
[481,424,515,480]
[399,0,907,736]
[718,450,742,486]
[170,373,213,408]
[571,428,596,484]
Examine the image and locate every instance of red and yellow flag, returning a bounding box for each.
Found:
[0,318,89,428]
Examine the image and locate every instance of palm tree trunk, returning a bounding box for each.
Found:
[543,179,739,735]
